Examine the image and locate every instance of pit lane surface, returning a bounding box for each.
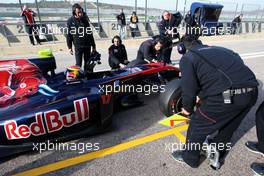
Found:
[1,38,264,176]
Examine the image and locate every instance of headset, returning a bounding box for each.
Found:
[112,35,122,44]
[177,42,186,55]
[72,3,82,16]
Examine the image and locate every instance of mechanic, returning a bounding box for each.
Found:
[172,34,259,169]
[245,101,264,175]
[66,3,96,71]
[131,36,166,66]
[108,35,129,69]
[158,10,182,63]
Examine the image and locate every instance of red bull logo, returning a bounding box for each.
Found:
[4,98,89,140]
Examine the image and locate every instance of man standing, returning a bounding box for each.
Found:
[231,14,243,35]
[158,10,182,63]
[116,9,126,40]
[20,5,41,45]
[172,34,259,169]
[67,3,96,71]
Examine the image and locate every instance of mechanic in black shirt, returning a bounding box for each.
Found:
[132,36,166,66]
[172,34,259,169]
[108,35,129,69]
[67,3,96,71]
[158,10,182,63]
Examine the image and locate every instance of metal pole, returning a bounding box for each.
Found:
[19,0,23,11]
[234,3,238,19]
[183,0,187,18]
[35,0,41,22]
[96,0,100,32]
[261,7,264,22]
[240,4,244,16]
[145,0,147,28]
[255,5,261,22]
[84,0,87,13]
[135,0,137,13]
[176,0,179,12]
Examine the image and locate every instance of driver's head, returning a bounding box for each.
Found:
[65,65,82,81]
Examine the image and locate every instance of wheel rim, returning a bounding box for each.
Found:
[169,97,182,115]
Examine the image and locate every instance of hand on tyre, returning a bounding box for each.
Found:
[181,108,191,116]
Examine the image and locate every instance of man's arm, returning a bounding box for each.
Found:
[143,45,153,62]
[158,21,167,36]
[180,56,199,113]
[122,45,128,61]
[66,19,73,53]
[90,33,96,51]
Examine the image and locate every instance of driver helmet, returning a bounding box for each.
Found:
[65,65,83,81]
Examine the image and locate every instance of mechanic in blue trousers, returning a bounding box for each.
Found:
[108,35,129,69]
[246,101,264,175]
[172,33,259,169]
[158,10,182,64]
[66,3,96,72]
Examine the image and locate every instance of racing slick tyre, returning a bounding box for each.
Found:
[159,79,182,116]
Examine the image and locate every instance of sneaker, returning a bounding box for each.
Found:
[251,163,264,176]
[171,151,186,165]
[245,141,264,157]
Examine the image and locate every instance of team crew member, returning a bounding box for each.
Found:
[108,36,129,69]
[133,36,166,66]
[172,35,259,168]
[67,3,96,71]
[246,101,264,175]
[158,10,182,63]
[20,5,41,45]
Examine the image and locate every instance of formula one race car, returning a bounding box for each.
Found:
[0,50,181,158]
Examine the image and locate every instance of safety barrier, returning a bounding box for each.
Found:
[0,21,263,47]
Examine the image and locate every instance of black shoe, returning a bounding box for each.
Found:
[245,141,264,157]
[251,163,264,176]
[171,151,186,165]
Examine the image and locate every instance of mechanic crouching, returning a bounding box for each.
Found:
[129,36,166,66]
[172,34,259,169]
[108,35,129,69]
